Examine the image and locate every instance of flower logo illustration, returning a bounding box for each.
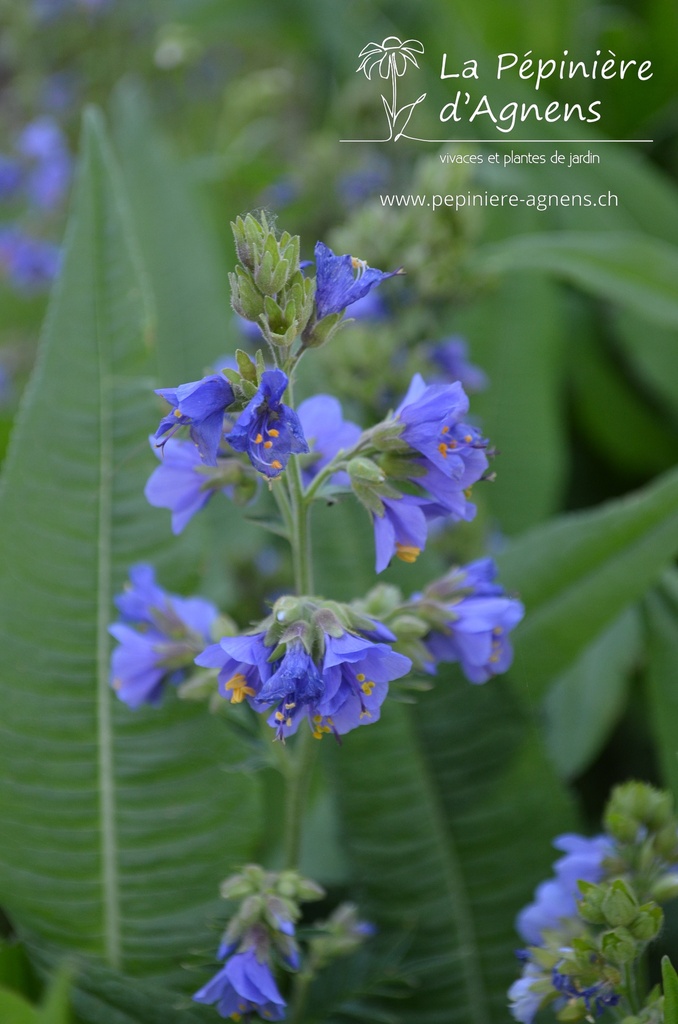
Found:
[356,36,427,141]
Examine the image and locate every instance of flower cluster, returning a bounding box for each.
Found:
[194,867,377,1022]
[0,116,71,292]
[196,596,411,742]
[346,373,493,572]
[109,565,220,708]
[509,782,678,1023]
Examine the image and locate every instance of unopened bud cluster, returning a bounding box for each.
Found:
[230,213,315,347]
[509,782,678,1024]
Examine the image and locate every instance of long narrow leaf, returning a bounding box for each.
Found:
[0,109,260,992]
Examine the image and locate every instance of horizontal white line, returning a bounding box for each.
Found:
[340,138,654,144]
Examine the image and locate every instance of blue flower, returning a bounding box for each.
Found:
[226,368,309,478]
[155,373,235,466]
[372,494,442,574]
[197,623,411,741]
[0,227,60,292]
[427,336,488,393]
[109,565,218,708]
[258,641,325,707]
[145,436,230,534]
[396,373,489,487]
[313,241,401,320]
[516,833,612,945]
[423,558,525,683]
[552,967,620,1017]
[0,157,23,201]
[196,633,273,706]
[16,117,72,212]
[508,963,548,1024]
[193,948,286,1021]
[297,394,361,487]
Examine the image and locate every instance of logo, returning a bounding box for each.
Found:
[353,36,427,142]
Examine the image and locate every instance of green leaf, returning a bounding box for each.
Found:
[498,463,678,701]
[456,273,567,532]
[645,571,678,802]
[38,967,72,1024]
[0,108,260,989]
[543,606,641,779]
[613,311,678,423]
[111,79,232,382]
[662,955,678,1024]
[472,232,678,329]
[0,985,37,1024]
[570,325,678,477]
[333,671,575,1023]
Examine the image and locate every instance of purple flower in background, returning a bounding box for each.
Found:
[345,289,388,320]
[145,437,231,534]
[508,963,548,1024]
[516,833,612,945]
[423,558,524,683]
[109,564,218,708]
[0,158,23,201]
[0,227,60,292]
[313,241,401,319]
[16,117,72,211]
[193,948,286,1021]
[227,368,308,478]
[297,394,361,487]
[427,336,488,393]
[155,373,234,465]
[234,314,263,345]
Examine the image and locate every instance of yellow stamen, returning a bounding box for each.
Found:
[254,433,263,444]
[438,442,448,458]
[286,717,292,727]
[464,487,473,499]
[313,715,323,724]
[285,702,296,710]
[356,673,366,682]
[313,730,323,740]
[441,425,449,433]
[264,440,273,449]
[275,711,285,722]
[271,460,283,470]
[493,627,503,636]
[268,428,280,438]
[464,434,472,443]
[225,673,256,704]
[173,408,182,418]
[361,681,375,696]
[395,543,421,564]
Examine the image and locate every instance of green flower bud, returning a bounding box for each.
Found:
[347,457,386,484]
[230,267,265,320]
[577,880,607,925]
[629,904,663,941]
[600,927,638,965]
[301,311,344,349]
[601,879,639,928]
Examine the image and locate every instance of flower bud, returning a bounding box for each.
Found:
[347,457,385,484]
[629,904,663,941]
[576,881,607,925]
[601,927,638,965]
[601,880,639,928]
